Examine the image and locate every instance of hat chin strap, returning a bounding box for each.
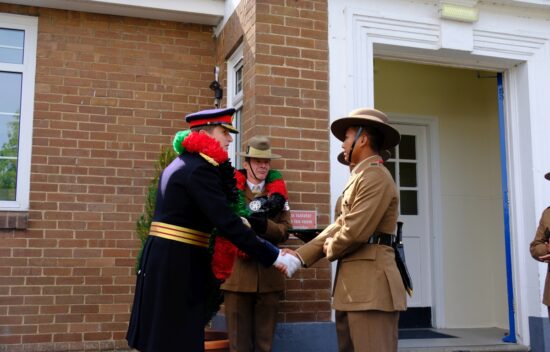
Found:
[250,167,262,184]
[246,162,264,184]
[347,126,363,164]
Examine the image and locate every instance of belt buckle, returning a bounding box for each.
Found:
[376,236,382,245]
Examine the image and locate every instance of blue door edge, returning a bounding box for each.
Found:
[497,72,517,343]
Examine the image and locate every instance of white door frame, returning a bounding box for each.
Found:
[328,0,550,345]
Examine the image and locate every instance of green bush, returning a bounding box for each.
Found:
[135,147,177,272]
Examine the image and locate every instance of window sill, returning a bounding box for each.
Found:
[0,211,29,229]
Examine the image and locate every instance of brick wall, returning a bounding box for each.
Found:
[0,0,331,349]
[0,4,217,350]
[216,0,331,323]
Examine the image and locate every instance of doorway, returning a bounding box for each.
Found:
[386,124,432,328]
[374,59,508,330]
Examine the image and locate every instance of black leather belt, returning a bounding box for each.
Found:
[367,233,395,246]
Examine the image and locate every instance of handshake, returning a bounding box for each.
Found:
[273,249,302,278]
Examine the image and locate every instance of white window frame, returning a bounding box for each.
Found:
[0,13,38,211]
[226,44,243,168]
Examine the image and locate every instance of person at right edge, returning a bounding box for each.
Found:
[287,107,407,352]
[530,171,550,320]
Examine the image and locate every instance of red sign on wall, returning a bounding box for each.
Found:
[290,210,317,229]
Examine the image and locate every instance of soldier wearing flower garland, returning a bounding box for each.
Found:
[126,109,300,352]
[221,135,291,352]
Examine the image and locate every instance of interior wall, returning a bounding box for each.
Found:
[374,59,508,328]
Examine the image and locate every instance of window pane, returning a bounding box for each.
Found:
[385,161,396,181]
[399,135,416,159]
[0,72,23,115]
[0,28,24,64]
[0,158,17,201]
[0,72,21,158]
[399,162,417,187]
[400,190,418,215]
[0,114,19,157]
[0,71,22,200]
[235,65,243,94]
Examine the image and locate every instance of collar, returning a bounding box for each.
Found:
[351,154,383,176]
[247,180,265,193]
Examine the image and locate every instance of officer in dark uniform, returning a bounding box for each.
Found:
[126,108,299,352]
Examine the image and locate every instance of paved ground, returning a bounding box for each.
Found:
[398,327,529,352]
[109,326,530,352]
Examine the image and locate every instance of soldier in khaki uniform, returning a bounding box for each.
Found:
[291,108,406,352]
[221,136,291,352]
[530,172,550,319]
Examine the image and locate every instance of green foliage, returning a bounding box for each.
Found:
[135,147,177,272]
[0,118,19,201]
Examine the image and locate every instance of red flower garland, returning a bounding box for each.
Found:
[181,131,228,165]
[234,169,288,199]
[266,179,288,199]
[234,169,288,259]
[211,237,238,280]
[234,169,247,191]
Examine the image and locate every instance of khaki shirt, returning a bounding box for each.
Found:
[530,207,550,306]
[297,155,406,312]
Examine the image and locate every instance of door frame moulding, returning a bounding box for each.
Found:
[335,5,550,345]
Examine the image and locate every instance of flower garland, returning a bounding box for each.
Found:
[234,169,288,259]
[234,169,288,200]
[173,129,228,165]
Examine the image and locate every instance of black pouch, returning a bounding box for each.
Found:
[394,221,413,297]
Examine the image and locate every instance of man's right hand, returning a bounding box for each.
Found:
[273,249,302,278]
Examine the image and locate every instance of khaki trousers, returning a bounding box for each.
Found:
[335,309,399,352]
[224,291,281,352]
